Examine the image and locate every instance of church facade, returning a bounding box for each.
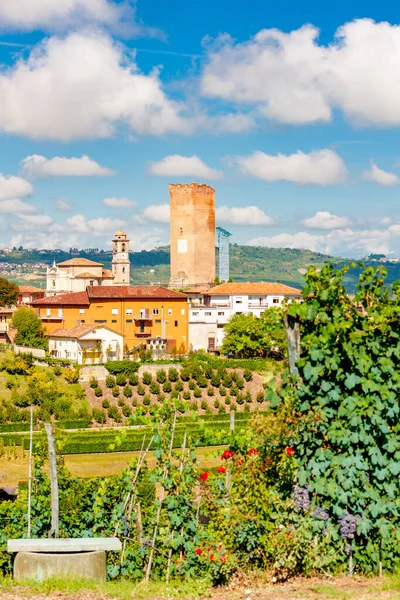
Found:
[46,231,131,296]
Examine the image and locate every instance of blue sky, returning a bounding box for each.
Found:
[0,0,399,257]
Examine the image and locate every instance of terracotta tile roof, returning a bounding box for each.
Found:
[6,328,17,343]
[185,285,211,294]
[73,272,100,279]
[102,269,113,278]
[31,291,90,306]
[207,282,302,296]
[87,286,187,300]
[18,286,44,294]
[0,307,13,315]
[49,324,98,339]
[57,258,103,267]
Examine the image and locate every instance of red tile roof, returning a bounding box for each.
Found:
[57,258,103,267]
[18,286,45,294]
[73,272,101,279]
[49,324,123,339]
[87,286,187,300]
[31,291,90,306]
[0,307,13,315]
[185,285,212,294]
[102,269,113,278]
[207,282,301,296]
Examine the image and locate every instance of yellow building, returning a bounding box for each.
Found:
[32,286,188,353]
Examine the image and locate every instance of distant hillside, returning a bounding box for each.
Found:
[1,245,399,293]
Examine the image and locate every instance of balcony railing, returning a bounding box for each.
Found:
[0,323,9,333]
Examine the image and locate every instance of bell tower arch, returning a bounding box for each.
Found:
[112,230,130,285]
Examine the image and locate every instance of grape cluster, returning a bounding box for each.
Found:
[293,484,310,511]
[338,512,359,541]
[312,507,329,522]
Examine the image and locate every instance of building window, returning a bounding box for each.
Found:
[94,319,107,324]
[90,280,94,286]
[79,309,85,315]
[181,308,185,315]
[272,298,279,304]
[46,309,51,317]
[112,319,117,323]
[155,319,161,323]
[52,280,55,287]
[126,319,132,323]
[153,308,159,315]
[168,308,172,315]
[205,311,212,316]
[217,324,224,328]
[112,308,118,315]
[235,300,243,304]
[192,311,199,316]
[139,322,145,333]
[218,312,224,316]
[58,309,63,318]
[174,320,178,327]
[126,308,132,315]
[77,319,85,324]
[122,267,125,273]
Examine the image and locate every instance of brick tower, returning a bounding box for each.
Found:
[169,183,216,288]
[112,230,130,285]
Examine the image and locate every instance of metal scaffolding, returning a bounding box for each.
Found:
[216,227,232,282]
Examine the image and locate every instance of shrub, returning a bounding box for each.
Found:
[102,398,110,409]
[225,395,231,406]
[168,368,179,382]
[245,391,252,404]
[89,377,98,389]
[94,387,103,397]
[116,373,126,387]
[236,377,245,390]
[105,360,139,376]
[180,367,191,381]
[123,386,133,398]
[175,380,184,392]
[218,405,226,414]
[189,400,198,411]
[156,369,167,383]
[244,404,250,412]
[223,373,232,387]
[149,381,160,395]
[64,368,80,384]
[189,380,196,390]
[236,393,244,405]
[137,384,146,396]
[92,408,106,424]
[129,374,138,386]
[210,374,220,387]
[112,386,120,398]
[143,394,151,406]
[157,393,166,403]
[231,385,239,397]
[108,405,121,422]
[214,398,220,409]
[122,404,132,418]
[142,371,152,385]
[176,401,186,413]
[219,385,227,396]
[118,397,125,407]
[243,369,253,382]
[256,392,265,404]
[197,376,208,388]
[171,390,179,400]
[106,375,115,388]
[162,380,172,394]
[183,390,191,401]
[203,365,213,379]
[194,388,202,398]
[207,387,214,397]
[53,366,62,377]
[132,398,137,407]
[200,400,208,410]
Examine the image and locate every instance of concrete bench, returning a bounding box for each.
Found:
[7,538,122,582]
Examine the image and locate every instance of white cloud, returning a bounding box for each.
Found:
[380,217,392,225]
[142,204,170,223]
[362,162,399,186]
[0,199,36,214]
[103,197,136,208]
[149,155,223,180]
[216,205,273,226]
[201,19,400,127]
[66,214,126,234]
[247,227,400,258]
[56,199,73,211]
[303,211,350,230]
[0,32,190,141]
[0,173,33,200]
[234,149,347,185]
[215,113,255,133]
[14,214,53,231]
[21,154,114,178]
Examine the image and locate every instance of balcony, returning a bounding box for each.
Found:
[0,323,9,333]
[134,310,152,322]
[135,331,151,338]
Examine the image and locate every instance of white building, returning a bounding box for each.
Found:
[188,282,301,352]
[48,324,124,364]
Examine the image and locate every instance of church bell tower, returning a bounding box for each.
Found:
[112,230,130,285]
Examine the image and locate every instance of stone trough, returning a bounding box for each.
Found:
[7,538,122,582]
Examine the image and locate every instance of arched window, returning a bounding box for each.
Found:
[122,243,125,252]
[52,280,56,287]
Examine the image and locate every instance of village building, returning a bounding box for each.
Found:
[18,286,45,306]
[48,324,124,364]
[32,285,188,353]
[188,282,301,352]
[45,231,130,296]
[0,307,13,343]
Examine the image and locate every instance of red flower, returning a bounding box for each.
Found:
[200,471,209,482]
[210,554,216,561]
[217,466,226,474]
[247,448,259,456]
[220,556,226,564]
[285,447,295,457]
[221,450,235,460]
[195,548,202,555]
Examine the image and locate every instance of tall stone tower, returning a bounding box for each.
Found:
[169,183,216,288]
[112,230,130,285]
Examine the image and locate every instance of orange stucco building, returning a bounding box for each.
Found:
[31,286,188,352]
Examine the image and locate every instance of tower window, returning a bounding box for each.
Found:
[122,244,125,251]
[122,267,125,273]
[52,280,55,287]
[90,280,94,286]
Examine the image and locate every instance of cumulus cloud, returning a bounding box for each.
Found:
[302,211,350,230]
[0,32,191,141]
[142,204,170,223]
[14,214,53,231]
[0,199,36,214]
[21,154,114,178]
[103,197,136,208]
[201,19,400,127]
[149,155,224,180]
[56,199,73,211]
[0,173,33,200]
[362,162,399,186]
[66,214,126,234]
[233,149,347,185]
[247,226,400,258]
[216,205,273,226]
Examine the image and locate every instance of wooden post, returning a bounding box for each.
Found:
[166,432,187,583]
[230,410,235,432]
[44,423,59,538]
[27,405,33,538]
[284,314,300,376]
